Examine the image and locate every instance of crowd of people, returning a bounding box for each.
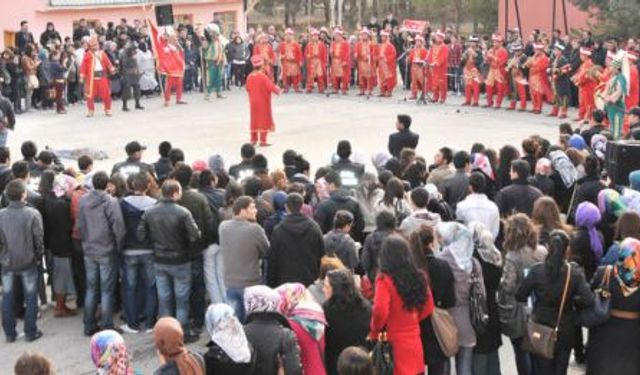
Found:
[2,108,640,375]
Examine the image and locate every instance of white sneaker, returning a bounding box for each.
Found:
[120,324,139,334]
[145,328,153,334]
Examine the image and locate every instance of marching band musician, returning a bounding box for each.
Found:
[484,34,509,109]
[408,35,428,100]
[377,30,397,97]
[305,29,328,94]
[253,33,276,81]
[330,28,352,95]
[604,53,628,140]
[571,48,599,124]
[528,43,550,114]
[355,28,376,96]
[461,36,483,106]
[429,30,449,103]
[549,43,572,118]
[506,42,528,111]
[278,28,303,93]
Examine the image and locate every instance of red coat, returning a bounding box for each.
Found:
[305,41,327,79]
[253,43,276,79]
[79,50,114,98]
[355,41,375,79]
[529,53,550,95]
[486,46,508,86]
[330,40,351,79]
[430,43,449,77]
[370,273,434,375]
[626,64,639,109]
[290,320,326,375]
[278,41,303,78]
[378,41,397,85]
[409,47,428,82]
[246,70,280,132]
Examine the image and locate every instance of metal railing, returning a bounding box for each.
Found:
[49,0,148,7]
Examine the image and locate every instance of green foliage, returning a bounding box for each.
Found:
[571,0,640,38]
[413,0,497,32]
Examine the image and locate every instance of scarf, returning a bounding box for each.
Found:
[244,285,280,314]
[590,134,607,161]
[623,188,640,215]
[291,295,327,341]
[154,317,203,375]
[598,189,627,218]
[472,153,495,181]
[576,202,604,261]
[615,237,640,296]
[437,222,474,273]
[371,151,392,170]
[272,191,288,221]
[535,158,553,176]
[53,173,79,198]
[470,222,502,267]
[568,134,587,150]
[205,304,251,363]
[90,330,133,375]
[276,283,306,316]
[549,150,578,188]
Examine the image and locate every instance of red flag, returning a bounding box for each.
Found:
[402,20,428,33]
[148,20,185,77]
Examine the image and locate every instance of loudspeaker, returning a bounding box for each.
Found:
[155,5,175,27]
[605,140,640,186]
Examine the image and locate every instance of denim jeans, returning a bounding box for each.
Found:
[226,287,246,323]
[511,337,535,375]
[123,253,157,330]
[203,244,226,304]
[1,265,39,339]
[455,346,474,375]
[189,254,206,328]
[0,129,8,148]
[155,262,191,331]
[472,350,502,375]
[83,256,117,334]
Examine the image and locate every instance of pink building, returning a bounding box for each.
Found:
[498,0,591,38]
[1,0,245,49]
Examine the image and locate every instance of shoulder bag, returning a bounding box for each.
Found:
[581,265,612,328]
[431,307,459,357]
[371,331,394,375]
[524,262,571,360]
[469,259,489,334]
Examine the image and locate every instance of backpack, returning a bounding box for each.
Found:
[469,259,489,334]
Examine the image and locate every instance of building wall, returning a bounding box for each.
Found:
[1,0,245,49]
[498,0,591,38]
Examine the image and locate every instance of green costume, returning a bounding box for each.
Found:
[205,39,224,95]
[605,73,627,140]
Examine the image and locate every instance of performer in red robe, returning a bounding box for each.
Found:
[484,34,509,108]
[571,48,599,123]
[330,28,351,94]
[429,30,449,103]
[305,29,327,94]
[528,43,550,114]
[355,28,376,96]
[253,33,276,81]
[149,21,187,106]
[278,28,303,93]
[506,43,528,111]
[79,36,115,117]
[461,36,484,106]
[377,31,397,97]
[408,35,428,100]
[246,56,280,147]
[624,50,639,134]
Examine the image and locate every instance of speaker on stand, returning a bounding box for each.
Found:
[605,140,640,186]
[155,4,175,27]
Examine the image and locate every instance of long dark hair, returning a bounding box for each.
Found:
[38,169,56,196]
[381,177,405,206]
[545,229,570,279]
[408,224,435,275]
[323,269,367,313]
[379,235,428,311]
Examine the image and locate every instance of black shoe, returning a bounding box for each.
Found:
[184,331,200,344]
[25,330,43,342]
[6,335,16,343]
[122,107,130,112]
[84,326,101,337]
[135,104,144,110]
[103,326,124,334]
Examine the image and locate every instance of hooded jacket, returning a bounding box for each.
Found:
[267,212,325,287]
[323,230,358,270]
[314,189,364,241]
[120,195,156,253]
[76,190,126,260]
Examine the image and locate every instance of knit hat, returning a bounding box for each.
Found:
[568,134,587,150]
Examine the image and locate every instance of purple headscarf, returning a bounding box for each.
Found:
[575,201,604,261]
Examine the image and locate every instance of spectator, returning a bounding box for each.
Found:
[496,145,520,189]
[568,155,605,224]
[456,172,500,239]
[40,22,62,48]
[0,87,16,147]
[137,179,201,343]
[440,150,470,210]
[76,171,125,336]
[268,193,325,287]
[354,173,384,235]
[323,210,359,270]
[532,196,572,247]
[15,21,34,53]
[307,256,346,304]
[0,180,44,342]
[375,176,411,223]
[387,114,419,158]
[399,187,441,238]
[89,330,134,374]
[0,147,11,192]
[47,50,67,114]
[314,170,364,241]
[529,158,555,197]
[331,140,365,187]
[219,196,269,321]
[581,109,607,146]
[572,202,604,282]
[337,347,374,375]
[111,141,155,179]
[14,352,54,375]
[601,211,640,265]
[427,147,454,189]
[243,285,302,375]
[153,317,206,374]
[495,160,543,217]
[204,303,256,374]
[153,141,172,183]
[73,18,91,42]
[263,191,287,239]
[361,211,396,281]
[243,176,274,226]
[228,143,256,180]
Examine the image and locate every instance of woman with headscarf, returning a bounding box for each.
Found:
[263,191,287,239]
[601,212,640,265]
[242,285,302,375]
[203,304,256,374]
[587,238,640,375]
[90,330,134,375]
[153,317,205,375]
[598,189,628,249]
[529,157,555,197]
[472,153,498,200]
[277,283,327,375]
[436,222,484,375]
[572,202,604,281]
[567,154,605,225]
[549,147,578,213]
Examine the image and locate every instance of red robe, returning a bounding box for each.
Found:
[377,41,397,93]
[429,42,449,101]
[246,70,280,133]
[305,41,327,80]
[253,43,276,80]
[626,64,639,109]
[408,47,428,96]
[572,59,599,121]
[529,53,550,111]
[149,23,185,77]
[278,41,303,78]
[485,46,509,87]
[355,41,376,92]
[329,40,351,81]
[79,50,114,98]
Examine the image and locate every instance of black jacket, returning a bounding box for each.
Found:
[199,186,225,244]
[229,160,254,180]
[204,341,257,375]
[323,300,372,375]
[388,129,419,158]
[570,228,601,282]
[331,159,365,187]
[495,181,543,217]
[243,312,302,375]
[111,158,155,179]
[120,198,153,251]
[0,94,15,130]
[179,189,214,254]
[473,251,503,353]
[581,124,606,146]
[361,229,393,281]
[528,174,555,197]
[314,190,364,241]
[137,199,201,265]
[440,170,469,210]
[153,157,172,183]
[42,193,73,258]
[567,175,604,224]
[267,213,325,287]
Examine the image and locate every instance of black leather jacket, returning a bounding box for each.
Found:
[137,199,201,265]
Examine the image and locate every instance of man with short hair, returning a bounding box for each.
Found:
[267,193,325,287]
[111,141,155,179]
[581,109,607,146]
[323,210,359,270]
[229,143,256,180]
[627,107,640,140]
[153,141,172,183]
[0,94,16,147]
[76,171,126,336]
[388,114,419,158]
[427,147,454,189]
[219,196,269,321]
[0,180,44,343]
[399,188,441,238]
[440,150,470,210]
[314,170,365,241]
[495,160,543,217]
[0,147,12,193]
[15,21,34,54]
[137,180,201,342]
[331,140,365,187]
[456,172,500,239]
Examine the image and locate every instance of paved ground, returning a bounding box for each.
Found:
[0,88,585,374]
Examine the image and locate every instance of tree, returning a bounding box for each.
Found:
[572,0,640,38]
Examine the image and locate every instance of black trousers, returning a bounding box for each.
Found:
[71,239,86,304]
[121,78,141,107]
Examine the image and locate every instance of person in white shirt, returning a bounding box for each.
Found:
[456,172,500,240]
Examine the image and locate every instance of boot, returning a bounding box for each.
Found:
[54,294,76,318]
[558,107,568,119]
[122,101,129,112]
[547,106,559,117]
[135,100,144,110]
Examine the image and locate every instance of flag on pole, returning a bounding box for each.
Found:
[148,19,185,77]
[402,20,428,33]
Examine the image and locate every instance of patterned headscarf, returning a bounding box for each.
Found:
[437,222,474,274]
[568,134,588,150]
[615,237,640,296]
[472,153,495,181]
[53,174,79,198]
[469,222,502,267]
[576,202,604,261]
[598,189,627,218]
[291,293,327,341]
[535,158,553,176]
[205,304,252,363]
[591,134,607,161]
[549,150,578,188]
[276,283,306,316]
[90,330,133,375]
[154,317,203,375]
[244,285,280,314]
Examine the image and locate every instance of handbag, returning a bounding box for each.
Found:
[469,259,489,334]
[431,307,459,357]
[28,74,39,89]
[524,262,572,360]
[581,265,613,327]
[370,331,394,375]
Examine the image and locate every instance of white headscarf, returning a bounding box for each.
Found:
[469,222,502,267]
[437,222,474,273]
[205,304,252,363]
